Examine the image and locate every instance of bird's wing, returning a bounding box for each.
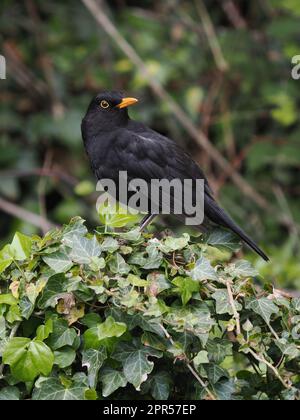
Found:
[112,126,214,198]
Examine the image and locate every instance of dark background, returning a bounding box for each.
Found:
[0,0,300,288]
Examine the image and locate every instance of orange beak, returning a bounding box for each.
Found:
[116,97,139,109]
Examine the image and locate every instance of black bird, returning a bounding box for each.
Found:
[82,91,269,261]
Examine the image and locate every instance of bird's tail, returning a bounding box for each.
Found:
[205,197,269,262]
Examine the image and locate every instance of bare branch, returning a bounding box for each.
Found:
[221,0,247,29]
[0,197,57,232]
[195,0,229,72]
[226,280,241,335]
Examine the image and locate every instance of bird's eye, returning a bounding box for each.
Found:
[100,100,110,109]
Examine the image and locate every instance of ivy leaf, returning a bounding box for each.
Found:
[247,298,279,324]
[36,319,53,341]
[113,342,161,390]
[82,348,107,388]
[43,250,73,273]
[0,386,20,400]
[98,203,139,228]
[159,234,190,253]
[146,272,171,295]
[108,253,131,275]
[193,350,209,367]
[172,276,199,305]
[10,232,32,260]
[38,274,66,309]
[69,235,101,264]
[205,364,229,384]
[127,274,149,287]
[3,338,54,382]
[100,237,119,253]
[32,377,87,400]
[149,371,171,400]
[0,294,18,306]
[47,319,78,350]
[190,256,218,281]
[207,229,240,252]
[100,368,127,397]
[212,290,242,315]
[229,260,259,278]
[213,379,236,400]
[62,217,88,247]
[54,347,76,368]
[83,316,127,349]
[206,338,233,364]
[0,260,12,274]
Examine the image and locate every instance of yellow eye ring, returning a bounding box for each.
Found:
[100,100,109,109]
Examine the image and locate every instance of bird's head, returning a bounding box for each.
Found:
[83,91,138,132]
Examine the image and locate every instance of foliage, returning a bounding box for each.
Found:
[0,216,299,400]
[1,0,300,288]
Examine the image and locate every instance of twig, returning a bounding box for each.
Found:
[194,0,229,72]
[248,348,290,389]
[159,323,217,400]
[226,280,241,335]
[0,168,78,186]
[81,0,270,212]
[220,0,247,29]
[0,197,57,232]
[3,42,48,99]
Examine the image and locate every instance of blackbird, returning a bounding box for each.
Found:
[82,91,268,261]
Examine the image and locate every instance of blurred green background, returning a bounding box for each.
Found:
[0,0,300,288]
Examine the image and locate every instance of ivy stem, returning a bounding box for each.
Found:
[266,322,280,341]
[248,348,291,389]
[159,323,217,400]
[226,280,241,335]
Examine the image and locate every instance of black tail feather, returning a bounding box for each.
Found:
[205,198,269,262]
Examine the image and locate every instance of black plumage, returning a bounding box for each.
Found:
[81,91,269,261]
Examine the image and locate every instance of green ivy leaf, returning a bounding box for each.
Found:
[38,274,66,309]
[190,256,218,281]
[54,347,76,368]
[172,276,199,305]
[207,229,240,252]
[229,260,259,278]
[108,253,131,275]
[32,377,87,400]
[83,316,127,349]
[43,250,73,273]
[149,371,171,400]
[36,319,53,341]
[3,338,54,382]
[47,319,78,350]
[159,233,190,253]
[247,297,279,324]
[113,341,162,390]
[0,386,20,400]
[82,348,107,388]
[0,294,18,306]
[212,290,242,315]
[100,368,127,397]
[193,350,209,367]
[69,235,101,264]
[10,232,32,260]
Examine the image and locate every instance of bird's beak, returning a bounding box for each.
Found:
[116,97,139,109]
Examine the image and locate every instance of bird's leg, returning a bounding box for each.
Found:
[139,213,157,231]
